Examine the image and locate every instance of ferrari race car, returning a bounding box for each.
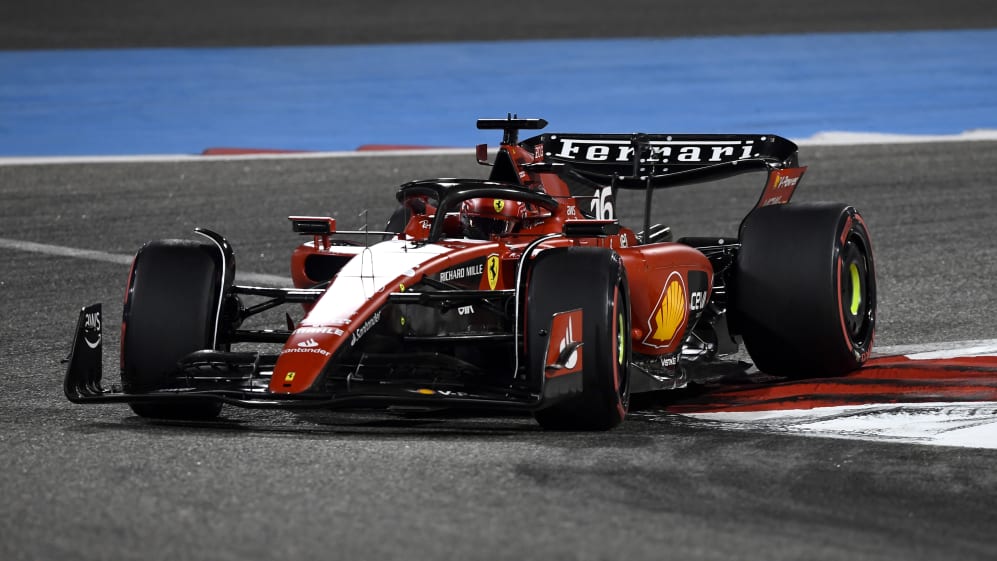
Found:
[65,117,876,430]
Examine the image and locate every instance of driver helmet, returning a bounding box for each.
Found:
[460,198,526,239]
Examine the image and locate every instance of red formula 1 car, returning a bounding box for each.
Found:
[65,117,876,430]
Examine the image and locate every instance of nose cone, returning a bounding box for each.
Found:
[269,328,343,394]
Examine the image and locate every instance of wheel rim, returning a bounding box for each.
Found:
[617,310,625,367]
[613,285,630,409]
[840,235,873,344]
[848,262,862,316]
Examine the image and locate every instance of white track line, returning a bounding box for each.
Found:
[1,130,996,166]
[879,339,997,359]
[0,237,133,266]
[682,402,997,450]
[0,237,290,286]
[796,129,997,146]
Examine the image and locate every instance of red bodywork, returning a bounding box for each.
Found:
[270,139,757,395]
[63,120,816,424]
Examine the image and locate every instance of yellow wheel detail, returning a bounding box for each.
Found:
[617,311,625,365]
[848,262,861,315]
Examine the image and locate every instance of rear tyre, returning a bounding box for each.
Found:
[121,240,226,419]
[732,203,876,378]
[528,247,630,430]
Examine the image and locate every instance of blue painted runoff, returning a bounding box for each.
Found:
[1,29,996,156]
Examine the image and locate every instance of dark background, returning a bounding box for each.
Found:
[3,0,997,49]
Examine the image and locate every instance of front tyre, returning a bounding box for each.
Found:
[121,239,228,419]
[527,247,630,430]
[732,203,876,378]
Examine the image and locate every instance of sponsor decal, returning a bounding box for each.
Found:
[414,388,470,397]
[566,205,577,217]
[533,143,544,160]
[486,254,500,290]
[590,186,615,219]
[558,318,580,369]
[298,338,319,348]
[689,290,707,311]
[296,326,345,336]
[281,347,332,357]
[553,138,755,164]
[545,309,584,377]
[83,310,101,349]
[284,371,296,384]
[758,167,806,208]
[493,199,506,213]
[351,310,382,346]
[773,174,799,190]
[643,271,688,348]
[437,261,485,283]
[457,305,475,316]
[687,270,710,314]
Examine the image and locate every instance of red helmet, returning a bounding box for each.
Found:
[460,198,526,238]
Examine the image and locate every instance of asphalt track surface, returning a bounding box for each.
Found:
[3,3,997,561]
[2,142,997,561]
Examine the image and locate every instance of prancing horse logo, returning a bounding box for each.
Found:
[486,254,500,290]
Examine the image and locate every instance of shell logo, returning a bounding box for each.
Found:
[642,271,687,348]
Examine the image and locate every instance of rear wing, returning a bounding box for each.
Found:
[519,132,799,189]
[476,117,806,232]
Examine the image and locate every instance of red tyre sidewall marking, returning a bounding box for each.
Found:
[836,214,856,356]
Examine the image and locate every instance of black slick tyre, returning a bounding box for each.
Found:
[732,203,876,378]
[527,247,630,430]
[121,239,226,419]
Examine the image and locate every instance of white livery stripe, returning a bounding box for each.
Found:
[304,240,451,325]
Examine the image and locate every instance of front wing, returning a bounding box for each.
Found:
[64,303,549,412]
